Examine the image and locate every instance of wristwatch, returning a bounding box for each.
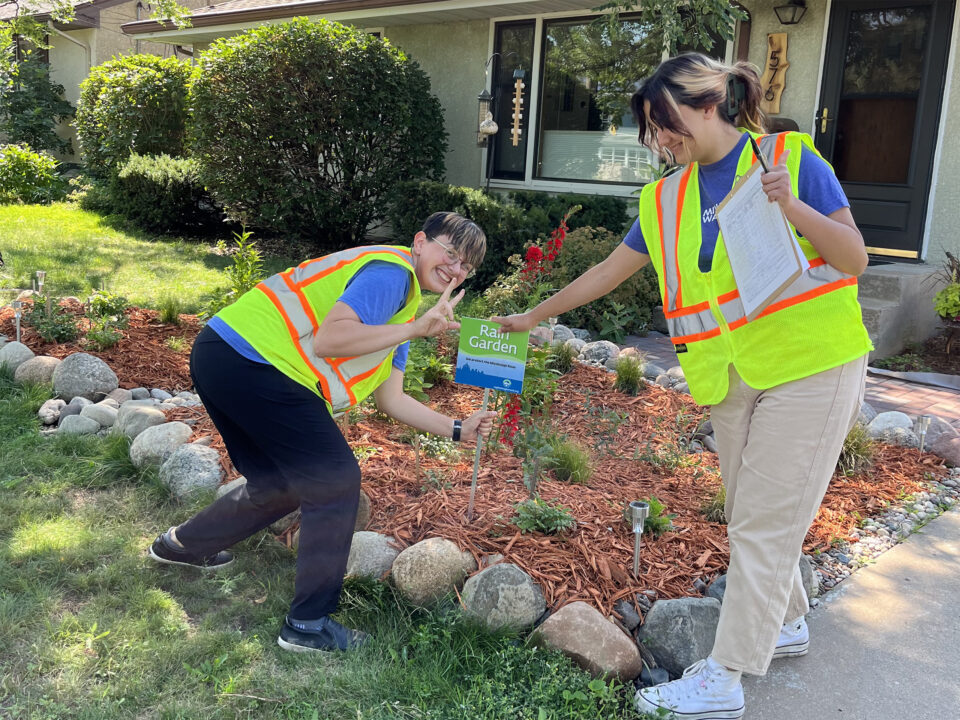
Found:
[452,419,462,442]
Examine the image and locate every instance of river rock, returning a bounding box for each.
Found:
[580,341,620,365]
[79,403,118,428]
[346,531,400,580]
[0,341,35,373]
[642,362,667,380]
[14,355,60,384]
[866,411,913,438]
[52,353,118,401]
[533,601,642,680]
[931,434,960,466]
[130,387,150,400]
[116,404,167,440]
[857,401,878,426]
[636,597,721,677]
[106,387,134,404]
[356,489,371,531]
[38,398,66,425]
[129,421,193,467]
[58,414,101,436]
[799,554,819,600]
[564,338,586,354]
[159,444,223,498]
[552,325,575,343]
[391,537,477,606]
[918,415,958,450]
[462,563,546,631]
[57,403,82,424]
[666,365,686,381]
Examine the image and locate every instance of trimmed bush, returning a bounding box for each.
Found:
[508,190,630,236]
[75,55,192,176]
[190,18,447,248]
[552,226,661,337]
[109,153,221,233]
[0,143,65,204]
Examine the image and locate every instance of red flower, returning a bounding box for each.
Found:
[525,246,544,263]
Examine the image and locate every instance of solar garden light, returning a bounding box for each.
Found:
[36,270,46,294]
[628,500,650,579]
[12,300,22,343]
[916,415,932,452]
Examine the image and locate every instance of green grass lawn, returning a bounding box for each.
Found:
[0,204,299,313]
[0,371,651,720]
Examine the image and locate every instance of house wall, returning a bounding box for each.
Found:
[384,20,489,188]
[48,29,94,157]
[926,35,960,261]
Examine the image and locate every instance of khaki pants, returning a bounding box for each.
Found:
[709,355,867,675]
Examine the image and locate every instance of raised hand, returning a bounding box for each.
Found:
[461,408,497,442]
[490,312,538,334]
[760,148,795,210]
[413,277,464,338]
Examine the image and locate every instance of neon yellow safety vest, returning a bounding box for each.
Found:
[638,131,872,405]
[216,245,421,414]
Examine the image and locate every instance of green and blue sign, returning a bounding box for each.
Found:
[455,318,529,394]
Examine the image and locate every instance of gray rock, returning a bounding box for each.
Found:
[0,341,35,373]
[674,382,690,394]
[666,366,686,381]
[604,356,620,371]
[931,434,960,466]
[552,325,575,342]
[129,421,193,467]
[97,397,120,409]
[529,326,554,346]
[571,328,592,341]
[69,396,93,408]
[651,306,668,334]
[116,405,167,440]
[159,444,223,499]
[866,411,913,438]
[799,554,818,600]
[564,338,586,354]
[642,362,666,380]
[534,601,642,681]
[655,374,672,388]
[79,403,118,428]
[106,388,133,404]
[703,435,719,454]
[150,388,173,400]
[462,563,546,631]
[918,415,957,450]
[52,353,118,401]
[58,414,101,436]
[874,427,920,449]
[636,597,721,677]
[346,531,400,580]
[706,574,726,602]
[216,476,247,499]
[176,391,195,400]
[356,489,371,531]
[14,356,61,384]
[857,401,878,426]
[130,387,150,400]
[580,340,620,365]
[38,398,66,425]
[391,537,477,606]
[269,509,301,535]
[56,404,82,424]
[613,598,642,631]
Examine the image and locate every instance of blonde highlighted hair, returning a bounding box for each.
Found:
[630,53,765,161]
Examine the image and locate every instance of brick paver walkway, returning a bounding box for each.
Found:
[624,332,960,431]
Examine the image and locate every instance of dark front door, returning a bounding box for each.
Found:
[815,0,955,259]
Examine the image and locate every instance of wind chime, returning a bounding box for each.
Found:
[510,71,526,147]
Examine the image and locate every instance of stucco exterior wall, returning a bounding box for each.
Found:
[740,0,826,134]
[927,42,960,261]
[48,29,94,157]
[384,20,488,188]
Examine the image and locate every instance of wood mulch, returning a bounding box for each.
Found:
[6,301,943,616]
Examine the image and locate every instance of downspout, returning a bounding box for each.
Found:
[47,21,91,70]
[135,2,142,54]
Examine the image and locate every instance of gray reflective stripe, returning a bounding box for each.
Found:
[757,134,779,165]
[288,246,412,286]
[666,306,719,340]
[657,171,686,313]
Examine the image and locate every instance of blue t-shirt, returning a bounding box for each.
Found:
[209,260,412,371]
[622,134,849,272]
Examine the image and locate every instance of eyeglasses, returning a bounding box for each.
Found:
[430,236,476,278]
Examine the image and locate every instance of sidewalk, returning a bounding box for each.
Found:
[622,333,960,719]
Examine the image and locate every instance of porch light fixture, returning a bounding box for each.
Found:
[774,0,807,25]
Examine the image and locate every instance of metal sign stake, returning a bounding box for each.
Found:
[466,388,490,521]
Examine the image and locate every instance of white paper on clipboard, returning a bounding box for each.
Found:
[715,162,808,320]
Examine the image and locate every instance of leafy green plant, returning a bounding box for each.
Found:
[422,354,453,386]
[88,290,130,324]
[613,353,644,395]
[837,422,875,477]
[158,295,183,325]
[582,394,628,456]
[83,316,124,351]
[514,420,557,498]
[597,300,633,343]
[23,295,79,343]
[164,336,187,353]
[418,433,460,462]
[638,409,702,471]
[701,484,727,524]
[934,283,960,320]
[75,54,192,175]
[872,350,932,373]
[200,230,265,321]
[420,469,452,493]
[641,496,675,537]
[404,337,442,401]
[546,435,592,484]
[0,47,74,156]
[0,143,65,205]
[511,497,577,535]
[548,340,577,374]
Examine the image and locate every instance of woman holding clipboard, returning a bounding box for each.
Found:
[494,53,871,720]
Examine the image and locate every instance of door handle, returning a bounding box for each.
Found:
[819,107,832,134]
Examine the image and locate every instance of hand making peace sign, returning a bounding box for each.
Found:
[412,276,465,338]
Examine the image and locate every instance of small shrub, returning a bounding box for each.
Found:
[404,337,441,402]
[641,496,675,537]
[872,350,931,373]
[933,283,960,320]
[0,143,65,204]
[24,296,80,343]
[508,190,630,236]
[84,316,124,351]
[613,354,644,395]
[109,153,221,234]
[0,47,74,155]
[421,354,453,386]
[164,336,187,353]
[547,340,577,374]
[418,433,460,462]
[511,497,577,535]
[701,484,727,524]
[75,54,192,175]
[158,296,183,325]
[200,230,265,321]
[88,291,130,324]
[837,423,875,477]
[67,173,112,213]
[546,436,592,484]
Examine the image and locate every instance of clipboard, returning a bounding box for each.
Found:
[715,161,806,321]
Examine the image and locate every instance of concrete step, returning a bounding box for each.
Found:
[857,264,942,359]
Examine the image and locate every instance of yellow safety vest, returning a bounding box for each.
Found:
[216,245,421,414]
[638,131,872,405]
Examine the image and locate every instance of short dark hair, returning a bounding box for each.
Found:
[422,211,487,269]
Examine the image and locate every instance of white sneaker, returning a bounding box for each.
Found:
[634,656,745,720]
[772,616,809,659]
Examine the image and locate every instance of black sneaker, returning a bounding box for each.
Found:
[277,616,369,653]
[148,528,233,570]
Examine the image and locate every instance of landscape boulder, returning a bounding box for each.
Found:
[552,325,575,343]
[636,597,721,677]
[461,563,545,631]
[391,537,477,606]
[0,341,35,373]
[931,434,960,466]
[580,340,619,366]
[116,404,167,440]
[918,415,957,450]
[159,444,223,498]
[58,415,101,436]
[346,531,400,579]
[129,422,193,467]
[79,403,118,428]
[52,353,118,401]
[38,398,66,425]
[534,601,643,680]
[866,411,913,437]
[14,356,60,384]
[356,489,371,531]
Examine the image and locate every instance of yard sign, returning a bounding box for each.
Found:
[454,318,529,394]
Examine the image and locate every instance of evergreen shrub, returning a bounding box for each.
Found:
[0,143,65,204]
[75,55,192,176]
[190,18,447,248]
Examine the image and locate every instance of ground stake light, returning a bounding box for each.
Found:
[12,301,22,343]
[628,500,650,578]
[916,415,932,452]
[36,270,46,295]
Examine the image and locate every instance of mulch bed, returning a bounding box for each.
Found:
[874,327,960,375]
[5,301,945,616]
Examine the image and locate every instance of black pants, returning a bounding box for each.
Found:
[176,326,361,620]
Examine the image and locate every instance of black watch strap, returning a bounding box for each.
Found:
[452,419,462,442]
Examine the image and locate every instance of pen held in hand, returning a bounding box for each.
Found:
[749,134,770,173]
